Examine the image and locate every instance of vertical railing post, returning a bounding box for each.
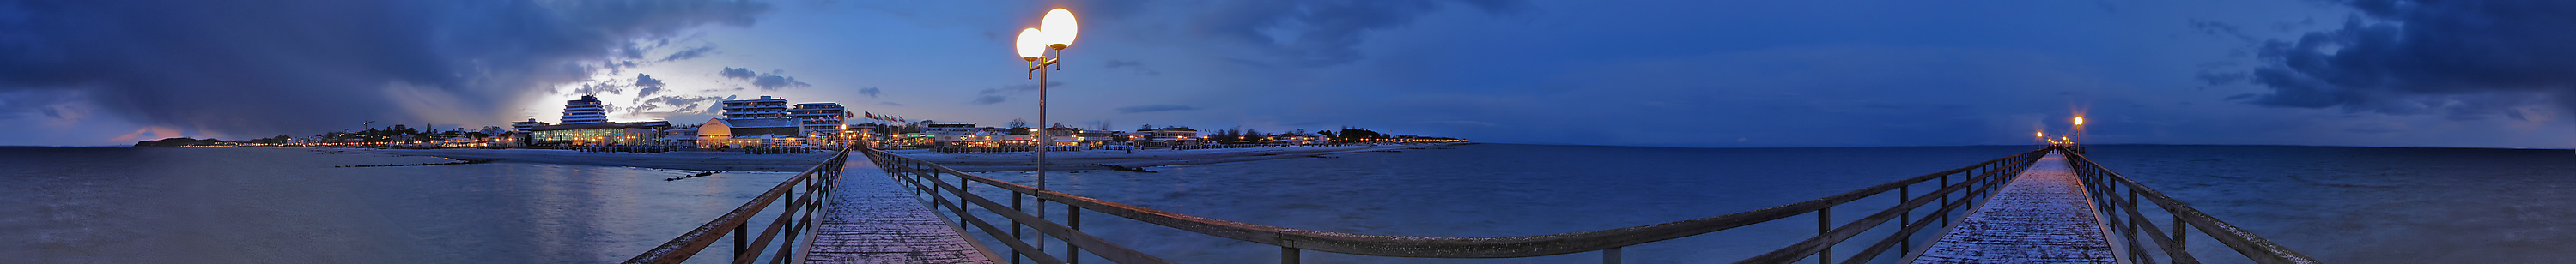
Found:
[1818,206,1832,264]
[2127,187,2146,262]
[2173,214,2188,253]
[1899,185,1911,253]
[732,222,748,261]
[1281,247,1301,264]
[1012,193,1024,264]
[1603,247,1623,264]
[1068,202,1083,264]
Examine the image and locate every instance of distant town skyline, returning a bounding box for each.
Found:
[8,1,2576,148]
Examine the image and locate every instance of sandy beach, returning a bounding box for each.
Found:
[316,143,1464,172]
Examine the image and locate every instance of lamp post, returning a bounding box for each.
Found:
[2070,117,2085,153]
[1013,8,1078,255]
[1016,9,1077,190]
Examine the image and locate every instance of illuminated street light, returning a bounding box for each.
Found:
[1012,8,1078,250]
[1015,8,1078,190]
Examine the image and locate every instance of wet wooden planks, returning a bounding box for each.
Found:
[804,159,998,263]
[1914,153,2117,264]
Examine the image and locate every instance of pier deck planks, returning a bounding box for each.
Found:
[1914,153,2117,264]
[805,159,998,263]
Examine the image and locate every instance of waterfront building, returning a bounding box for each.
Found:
[1079,130,1119,147]
[511,119,548,133]
[696,117,802,147]
[789,102,849,144]
[530,121,671,146]
[658,128,699,147]
[561,95,609,124]
[1139,127,1201,144]
[721,96,792,120]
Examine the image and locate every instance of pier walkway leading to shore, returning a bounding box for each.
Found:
[637,146,2315,264]
[1913,153,2117,263]
[802,157,996,263]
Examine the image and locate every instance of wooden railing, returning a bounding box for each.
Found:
[858,147,2055,263]
[624,149,850,264]
[2065,152,2318,264]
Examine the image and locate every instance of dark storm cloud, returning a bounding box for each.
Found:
[1115,104,1197,113]
[573,81,625,95]
[719,67,759,80]
[658,45,717,62]
[0,0,772,137]
[1176,0,1522,67]
[2235,0,2576,118]
[750,74,809,90]
[634,74,667,99]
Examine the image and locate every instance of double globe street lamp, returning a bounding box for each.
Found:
[1011,8,1077,256]
[1016,9,1077,190]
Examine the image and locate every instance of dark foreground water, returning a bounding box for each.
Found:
[8,145,2568,263]
[0,147,792,263]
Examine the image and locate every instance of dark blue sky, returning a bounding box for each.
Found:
[2,0,2569,148]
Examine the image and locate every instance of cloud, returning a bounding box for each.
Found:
[1103,59,1162,75]
[969,81,1065,105]
[573,80,626,95]
[1410,120,1496,127]
[720,67,759,80]
[878,101,904,106]
[0,0,774,138]
[1178,1,1524,67]
[859,87,881,98]
[627,94,730,120]
[658,45,716,62]
[1115,104,1199,113]
[751,74,810,90]
[2233,1,2576,120]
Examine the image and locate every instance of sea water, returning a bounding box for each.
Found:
[0,147,793,263]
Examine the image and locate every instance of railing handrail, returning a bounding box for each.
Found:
[860,147,2050,260]
[626,149,851,264]
[2062,152,2318,264]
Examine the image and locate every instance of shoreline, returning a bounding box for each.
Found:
[882,143,1467,172]
[307,143,1468,172]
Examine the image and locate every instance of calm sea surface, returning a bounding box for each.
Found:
[0,147,792,263]
[5,144,2569,263]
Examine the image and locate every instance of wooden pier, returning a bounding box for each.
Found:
[1914,153,2117,263]
[803,157,997,263]
[637,147,2312,264]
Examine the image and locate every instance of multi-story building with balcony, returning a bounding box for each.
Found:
[721,96,791,120]
[561,95,609,124]
[789,102,848,139]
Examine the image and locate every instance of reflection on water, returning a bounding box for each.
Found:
[0,147,791,263]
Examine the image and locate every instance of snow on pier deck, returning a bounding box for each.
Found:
[804,158,997,263]
[1914,153,2117,264]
